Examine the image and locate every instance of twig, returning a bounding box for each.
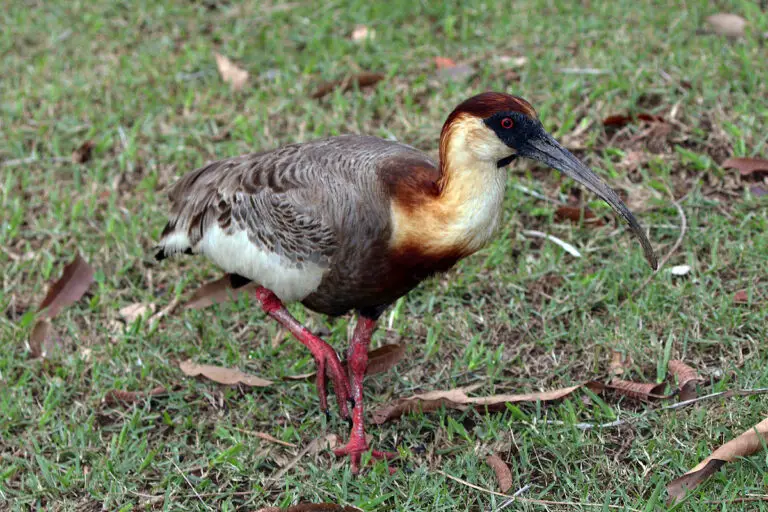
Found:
[497,484,532,511]
[547,388,768,431]
[148,296,181,328]
[623,197,686,304]
[522,230,581,258]
[169,458,212,511]
[436,469,640,511]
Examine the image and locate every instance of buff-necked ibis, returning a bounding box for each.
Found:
[155,92,657,472]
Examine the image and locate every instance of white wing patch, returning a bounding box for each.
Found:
[197,224,326,302]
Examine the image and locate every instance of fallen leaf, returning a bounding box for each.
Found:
[72,140,95,164]
[373,383,596,424]
[179,360,273,387]
[486,454,513,493]
[214,52,249,91]
[119,302,156,323]
[433,56,457,69]
[284,343,406,380]
[733,289,749,303]
[668,264,691,276]
[103,386,168,404]
[704,13,746,38]
[669,360,704,401]
[607,379,667,402]
[667,416,768,504]
[721,157,768,178]
[310,72,384,99]
[602,113,665,127]
[361,343,406,376]
[38,253,95,318]
[351,25,373,42]
[554,205,605,227]
[609,350,633,376]
[28,319,56,359]
[185,275,255,310]
[307,434,341,456]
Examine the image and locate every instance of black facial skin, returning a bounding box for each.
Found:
[484,111,658,270]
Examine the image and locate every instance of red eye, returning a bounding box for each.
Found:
[501,117,513,129]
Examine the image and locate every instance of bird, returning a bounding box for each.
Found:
[155,91,657,473]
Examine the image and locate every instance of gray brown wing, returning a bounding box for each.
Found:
[156,144,338,268]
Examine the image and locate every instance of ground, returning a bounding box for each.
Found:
[1,1,768,510]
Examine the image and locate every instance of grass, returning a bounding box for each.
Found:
[1,0,767,510]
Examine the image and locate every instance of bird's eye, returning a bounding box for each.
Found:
[501,117,513,129]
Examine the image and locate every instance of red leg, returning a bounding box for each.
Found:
[253,286,351,419]
[333,316,397,473]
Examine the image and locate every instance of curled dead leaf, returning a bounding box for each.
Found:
[607,379,668,402]
[179,360,272,387]
[669,360,704,401]
[704,13,746,38]
[310,72,384,100]
[602,113,665,128]
[185,274,256,310]
[721,157,768,178]
[284,343,405,381]
[554,205,605,227]
[38,253,95,318]
[104,386,168,404]
[667,416,768,504]
[72,140,95,164]
[373,383,594,424]
[214,52,249,91]
[485,454,513,493]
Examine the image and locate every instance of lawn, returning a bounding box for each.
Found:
[1,1,767,510]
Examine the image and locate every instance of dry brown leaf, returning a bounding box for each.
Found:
[602,113,665,127]
[373,383,594,424]
[733,289,750,303]
[72,140,95,164]
[310,72,384,99]
[214,52,249,91]
[184,275,256,310]
[705,13,746,38]
[179,360,272,387]
[284,343,405,381]
[28,319,56,359]
[486,454,513,493]
[38,253,95,318]
[669,360,704,401]
[607,379,667,402]
[667,416,768,504]
[362,343,406,376]
[119,302,156,323]
[103,386,168,404]
[554,205,605,227]
[721,157,768,178]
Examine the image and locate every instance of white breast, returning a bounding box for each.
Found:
[197,224,326,302]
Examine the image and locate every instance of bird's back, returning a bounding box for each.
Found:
[156,135,439,315]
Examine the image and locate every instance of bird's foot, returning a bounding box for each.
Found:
[333,434,397,474]
[311,342,352,419]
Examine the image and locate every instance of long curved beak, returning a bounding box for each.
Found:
[518,132,658,270]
